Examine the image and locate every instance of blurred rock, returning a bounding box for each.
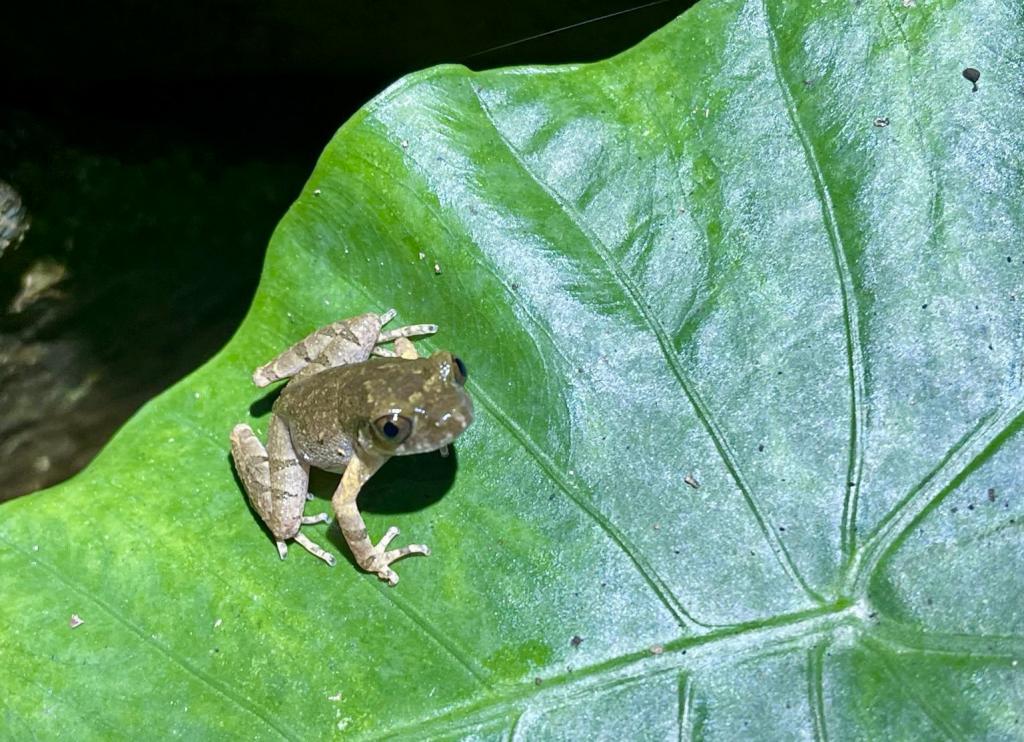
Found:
[0,180,30,257]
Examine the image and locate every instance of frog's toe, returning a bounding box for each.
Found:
[364,531,430,586]
[294,533,336,566]
[383,543,431,561]
[378,525,401,551]
[374,543,431,587]
[275,540,289,560]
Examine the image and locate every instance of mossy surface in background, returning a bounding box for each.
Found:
[1,0,1022,738]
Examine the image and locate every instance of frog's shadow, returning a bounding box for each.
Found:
[228,448,458,570]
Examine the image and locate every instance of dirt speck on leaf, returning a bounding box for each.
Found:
[962,67,980,92]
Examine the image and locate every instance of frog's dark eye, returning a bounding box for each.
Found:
[452,356,467,385]
[372,414,412,445]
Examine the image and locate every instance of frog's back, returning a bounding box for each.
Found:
[271,363,379,472]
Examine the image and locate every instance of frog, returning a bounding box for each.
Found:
[230,309,473,585]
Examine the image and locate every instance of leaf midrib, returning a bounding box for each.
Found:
[366,601,857,741]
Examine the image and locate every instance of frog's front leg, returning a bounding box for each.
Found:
[331,451,430,586]
[230,415,335,565]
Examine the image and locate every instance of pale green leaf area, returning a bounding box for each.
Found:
[2,0,1023,738]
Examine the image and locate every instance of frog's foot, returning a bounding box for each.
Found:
[377,323,437,344]
[276,532,337,566]
[372,308,436,357]
[361,527,430,586]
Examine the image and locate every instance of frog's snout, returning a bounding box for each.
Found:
[435,401,473,439]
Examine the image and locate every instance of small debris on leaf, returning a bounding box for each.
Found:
[570,635,583,648]
[401,140,409,149]
[214,618,223,629]
[873,117,890,128]
[433,263,442,275]
[69,614,84,629]
[534,677,543,686]
[684,474,700,489]
[313,188,322,197]
[328,691,343,702]
[418,252,426,260]
[962,67,980,92]
[988,487,996,502]
[902,0,915,6]
[649,644,664,655]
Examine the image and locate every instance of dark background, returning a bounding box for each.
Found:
[0,0,694,501]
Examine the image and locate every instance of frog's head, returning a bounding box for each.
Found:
[358,351,474,457]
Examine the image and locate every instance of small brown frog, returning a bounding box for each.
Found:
[230,309,473,585]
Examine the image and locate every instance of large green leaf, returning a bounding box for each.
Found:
[2,0,1022,737]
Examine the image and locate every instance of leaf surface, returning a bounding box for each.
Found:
[2,0,1023,738]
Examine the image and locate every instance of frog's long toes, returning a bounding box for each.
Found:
[300,513,330,525]
[367,535,430,586]
[378,526,400,551]
[383,543,430,562]
[294,533,336,566]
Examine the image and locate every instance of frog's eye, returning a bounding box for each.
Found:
[372,414,413,445]
[452,356,467,385]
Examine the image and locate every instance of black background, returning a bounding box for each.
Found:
[0,0,695,500]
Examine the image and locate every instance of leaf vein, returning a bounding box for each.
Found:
[806,643,830,742]
[368,603,852,741]
[467,77,821,605]
[0,536,297,742]
[761,0,868,564]
[847,394,1024,593]
[868,643,967,741]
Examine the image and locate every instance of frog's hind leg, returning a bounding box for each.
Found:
[252,312,388,387]
[371,309,436,358]
[229,417,336,566]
